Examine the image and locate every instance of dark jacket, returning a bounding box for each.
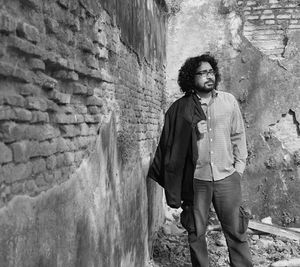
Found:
[148,93,206,208]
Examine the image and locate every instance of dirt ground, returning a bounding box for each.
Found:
[150,210,300,267]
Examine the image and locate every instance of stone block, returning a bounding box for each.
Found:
[17,22,40,44]
[20,0,42,11]
[93,31,107,47]
[0,61,32,83]
[74,150,84,163]
[72,83,88,95]
[0,122,23,142]
[37,72,58,90]
[31,158,46,174]
[26,96,48,111]
[60,124,81,137]
[78,35,94,53]
[44,17,59,34]
[74,105,88,114]
[35,173,47,187]
[38,140,57,156]
[57,0,69,9]
[25,124,60,141]
[88,106,100,114]
[2,94,26,107]
[28,58,45,71]
[53,70,79,81]
[45,99,59,112]
[84,114,102,123]
[80,123,89,136]
[55,153,65,168]
[19,84,40,96]
[0,106,16,121]
[46,155,57,170]
[31,111,49,123]
[1,162,32,183]
[64,152,74,165]
[277,14,291,19]
[86,55,99,70]
[10,140,31,163]
[0,142,13,163]
[11,182,23,194]
[13,108,32,121]
[260,14,275,20]
[86,96,103,106]
[52,113,84,124]
[44,173,54,183]
[8,36,44,58]
[49,90,71,104]
[95,46,109,60]
[0,12,17,33]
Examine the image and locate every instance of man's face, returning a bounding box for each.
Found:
[194,61,216,93]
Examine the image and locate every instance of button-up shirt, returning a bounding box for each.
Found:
[194,90,247,181]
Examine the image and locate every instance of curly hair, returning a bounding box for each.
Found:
[177,54,221,94]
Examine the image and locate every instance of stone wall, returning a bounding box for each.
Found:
[167,0,300,226]
[239,0,300,59]
[0,0,167,266]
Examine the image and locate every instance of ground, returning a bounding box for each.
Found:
[150,209,300,267]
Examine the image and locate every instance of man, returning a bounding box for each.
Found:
[148,54,252,267]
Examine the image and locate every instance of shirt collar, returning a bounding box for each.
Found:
[195,89,218,100]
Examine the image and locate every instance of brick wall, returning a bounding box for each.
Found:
[0,0,165,211]
[239,0,300,58]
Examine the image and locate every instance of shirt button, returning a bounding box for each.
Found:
[210,138,213,142]
[211,162,214,165]
[211,151,213,154]
[209,128,212,131]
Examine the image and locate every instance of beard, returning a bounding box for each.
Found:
[195,80,215,93]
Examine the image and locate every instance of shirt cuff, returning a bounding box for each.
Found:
[235,161,245,174]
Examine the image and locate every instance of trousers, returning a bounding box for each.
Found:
[180,172,253,267]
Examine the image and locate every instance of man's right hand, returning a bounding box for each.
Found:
[197,120,207,135]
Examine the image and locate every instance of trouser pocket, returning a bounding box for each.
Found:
[180,204,196,234]
[239,206,250,234]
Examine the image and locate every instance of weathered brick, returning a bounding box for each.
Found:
[260,14,275,20]
[19,84,40,96]
[95,46,109,60]
[8,36,44,58]
[17,22,40,44]
[49,90,71,104]
[10,140,31,162]
[46,155,57,170]
[45,99,59,112]
[2,94,26,107]
[277,14,291,19]
[64,152,74,165]
[80,123,89,136]
[25,179,38,193]
[74,104,88,114]
[25,124,60,141]
[75,136,92,149]
[0,106,16,121]
[0,122,23,142]
[44,17,60,34]
[36,72,58,90]
[31,158,46,174]
[86,96,103,106]
[26,96,48,111]
[86,55,99,69]
[11,182,23,194]
[38,140,57,156]
[60,124,81,137]
[1,162,32,183]
[0,12,17,33]
[74,150,84,162]
[88,106,100,114]
[56,153,65,168]
[93,31,107,47]
[19,0,42,11]
[0,142,13,163]
[31,111,49,123]
[35,173,47,187]
[53,169,62,181]
[57,0,69,9]
[52,113,84,124]
[84,114,102,123]
[44,173,54,183]
[72,83,88,95]
[78,35,94,53]
[13,108,32,121]
[53,70,79,81]
[28,58,45,71]
[0,61,32,83]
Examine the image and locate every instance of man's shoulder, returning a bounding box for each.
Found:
[167,94,192,111]
[217,90,236,101]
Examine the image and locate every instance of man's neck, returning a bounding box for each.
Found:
[196,91,212,100]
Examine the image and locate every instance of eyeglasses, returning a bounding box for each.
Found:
[195,70,216,77]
